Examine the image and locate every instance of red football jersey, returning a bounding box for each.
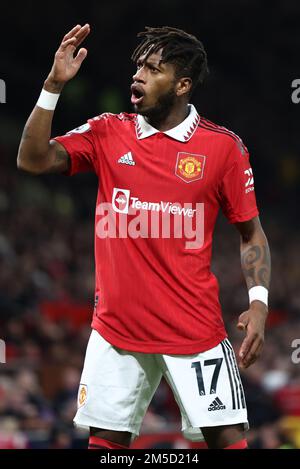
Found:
[54,105,259,354]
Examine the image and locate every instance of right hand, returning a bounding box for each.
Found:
[45,24,90,92]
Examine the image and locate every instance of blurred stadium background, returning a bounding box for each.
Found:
[0,0,300,449]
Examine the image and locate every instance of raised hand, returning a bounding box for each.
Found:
[45,24,90,92]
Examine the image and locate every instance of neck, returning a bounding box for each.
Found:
[145,102,190,132]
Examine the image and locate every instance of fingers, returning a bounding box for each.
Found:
[237,308,266,369]
[236,310,249,331]
[237,322,246,331]
[73,48,88,67]
[60,37,78,51]
[239,337,263,369]
[238,334,254,363]
[63,24,81,41]
[60,24,90,50]
[73,24,90,48]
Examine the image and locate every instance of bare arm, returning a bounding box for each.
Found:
[17,24,90,174]
[238,216,271,290]
[19,109,70,174]
[234,216,271,368]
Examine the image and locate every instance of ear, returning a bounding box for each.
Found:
[175,77,192,97]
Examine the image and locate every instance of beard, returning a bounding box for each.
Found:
[136,86,177,123]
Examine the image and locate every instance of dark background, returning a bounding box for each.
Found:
[0,0,299,449]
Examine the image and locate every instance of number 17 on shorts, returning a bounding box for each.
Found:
[161,338,248,433]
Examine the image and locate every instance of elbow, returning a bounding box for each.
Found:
[240,232,254,244]
[17,153,43,175]
[237,216,261,244]
[16,153,24,171]
[241,227,267,247]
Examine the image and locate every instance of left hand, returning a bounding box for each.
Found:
[237,301,268,369]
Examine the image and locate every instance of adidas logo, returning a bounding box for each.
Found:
[118,152,136,166]
[208,397,226,411]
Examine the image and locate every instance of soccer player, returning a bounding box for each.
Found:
[17,24,271,449]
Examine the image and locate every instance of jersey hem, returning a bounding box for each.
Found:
[91,319,227,354]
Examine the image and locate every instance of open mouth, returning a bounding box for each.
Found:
[131,84,145,105]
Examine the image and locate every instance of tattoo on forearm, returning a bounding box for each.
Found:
[258,267,269,287]
[241,244,271,289]
[242,245,261,265]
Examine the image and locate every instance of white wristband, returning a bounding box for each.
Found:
[36,88,60,111]
[249,286,268,307]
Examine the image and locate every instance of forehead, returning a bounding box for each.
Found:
[137,48,176,73]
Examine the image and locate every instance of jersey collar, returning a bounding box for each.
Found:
[136,104,200,142]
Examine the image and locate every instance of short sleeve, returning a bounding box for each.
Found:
[53,121,100,176]
[218,139,259,223]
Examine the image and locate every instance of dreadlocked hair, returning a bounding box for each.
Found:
[131,26,208,94]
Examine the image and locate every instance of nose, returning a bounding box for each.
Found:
[132,66,145,83]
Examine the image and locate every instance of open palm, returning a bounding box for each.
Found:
[48,24,90,83]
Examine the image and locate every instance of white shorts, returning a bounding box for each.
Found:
[74,330,248,442]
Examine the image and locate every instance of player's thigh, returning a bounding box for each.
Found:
[201,422,245,448]
[160,338,247,433]
[74,330,162,435]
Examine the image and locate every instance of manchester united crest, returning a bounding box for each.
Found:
[175,153,206,183]
[78,384,88,408]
